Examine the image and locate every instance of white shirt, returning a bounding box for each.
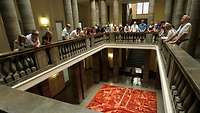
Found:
[131,24,139,32]
[25,34,40,47]
[176,23,192,38]
[161,29,176,40]
[62,27,70,38]
[70,30,79,38]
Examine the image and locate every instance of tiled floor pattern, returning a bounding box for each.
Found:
[87,84,157,113]
[81,76,164,113]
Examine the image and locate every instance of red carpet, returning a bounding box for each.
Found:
[87,84,157,113]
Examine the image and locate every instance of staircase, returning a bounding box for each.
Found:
[127,49,146,67]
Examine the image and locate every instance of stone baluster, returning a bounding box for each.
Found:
[82,41,85,51]
[62,45,66,59]
[61,46,66,59]
[67,45,71,57]
[26,56,37,72]
[2,61,13,83]
[10,61,20,80]
[16,60,26,77]
[70,44,74,56]
[0,64,6,84]
[65,47,69,58]
[23,58,32,74]
[59,46,63,60]
[78,42,81,53]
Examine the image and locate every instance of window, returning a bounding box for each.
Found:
[136,2,149,14]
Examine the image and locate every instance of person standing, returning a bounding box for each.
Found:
[139,20,147,32]
[165,15,192,49]
[131,21,139,32]
[62,24,72,40]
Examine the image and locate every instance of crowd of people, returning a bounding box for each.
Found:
[13,15,192,51]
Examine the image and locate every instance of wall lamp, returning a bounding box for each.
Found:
[39,16,50,27]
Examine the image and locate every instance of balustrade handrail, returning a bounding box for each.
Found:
[0,32,157,60]
[161,42,200,100]
[0,35,90,60]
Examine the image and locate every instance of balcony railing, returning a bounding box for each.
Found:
[0,32,158,86]
[160,42,200,113]
[0,32,200,113]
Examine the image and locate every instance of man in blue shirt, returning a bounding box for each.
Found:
[139,20,147,32]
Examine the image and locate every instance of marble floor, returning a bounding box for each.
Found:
[80,76,165,113]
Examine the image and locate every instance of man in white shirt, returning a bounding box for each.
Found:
[131,21,139,32]
[70,28,81,38]
[165,15,192,45]
[25,30,40,48]
[62,24,71,40]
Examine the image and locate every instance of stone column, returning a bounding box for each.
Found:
[148,0,155,23]
[96,0,100,25]
[0,0,22,50]
[113,48,120,83]
[165,0,173,22]
[187,0,200,56]
[173,0,187,28]
[113,0,119,25]
[186,0,193,16]
[72,0,79,28]
[17,0,36,34]
[0,13,10,52]
[64,0,74,29]
[100,0,107,25]
[90,0,96,26]
[101,49,110,81]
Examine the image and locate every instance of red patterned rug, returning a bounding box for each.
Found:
[87,84,157,113]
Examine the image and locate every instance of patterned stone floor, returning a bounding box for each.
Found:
[87,84,157,113]
[80,76,164,113]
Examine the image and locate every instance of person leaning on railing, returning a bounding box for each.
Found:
[165,15,192,50]
[70,28,81,38]
[42,31,52,45]
[13,34,28,51]
[161,23,176,41]
[42,30,53,64]
[25,30,41,48]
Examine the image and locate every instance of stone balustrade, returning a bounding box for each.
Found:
[0,32,200,112]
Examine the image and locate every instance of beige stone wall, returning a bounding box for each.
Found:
[30,0,66,41]
[78,1,91,27]
[78,0,165,26]
[127,0,165,22]
[154,0,165,22]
